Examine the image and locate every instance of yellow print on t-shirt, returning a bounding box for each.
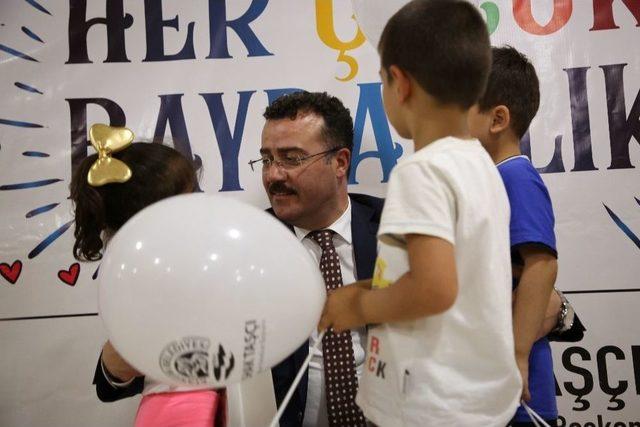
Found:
[372,257,392,289]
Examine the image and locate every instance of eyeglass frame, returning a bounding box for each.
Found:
[248,147,341,172]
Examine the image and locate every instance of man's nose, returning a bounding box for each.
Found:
[264,163,287,182]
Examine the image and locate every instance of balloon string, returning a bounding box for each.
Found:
[521,401,550,427]
[269,330,326,427]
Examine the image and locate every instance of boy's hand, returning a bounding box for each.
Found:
[318,285,368,333]
[516,355,531,402]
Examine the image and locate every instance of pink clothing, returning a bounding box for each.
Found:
[135,390,224,427]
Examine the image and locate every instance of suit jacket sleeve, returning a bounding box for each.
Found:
[93,353,145,402]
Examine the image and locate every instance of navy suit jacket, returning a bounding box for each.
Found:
[92,193,384,427]
[270,193,383,427]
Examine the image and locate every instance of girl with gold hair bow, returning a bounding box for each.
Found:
[70,124,227,427]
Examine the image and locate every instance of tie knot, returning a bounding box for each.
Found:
[307,229,335,251]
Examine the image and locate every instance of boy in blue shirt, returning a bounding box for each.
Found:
[469,45,559,426]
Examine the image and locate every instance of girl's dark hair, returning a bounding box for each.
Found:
[70,142,198,261]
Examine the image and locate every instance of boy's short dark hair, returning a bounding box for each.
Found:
[379,0,491,109]
[263,91,354,154]
[477,45,540,139]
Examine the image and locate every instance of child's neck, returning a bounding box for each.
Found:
[410,104,471,151]
[488,135,522,164]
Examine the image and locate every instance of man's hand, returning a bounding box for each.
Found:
[101,341,142,382]
[516,354,531,402]
[318,285,369,333]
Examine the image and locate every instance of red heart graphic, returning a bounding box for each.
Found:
[0,260,22,284]
[58,263,80,286]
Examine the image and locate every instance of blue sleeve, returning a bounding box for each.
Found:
[499,161,557,255]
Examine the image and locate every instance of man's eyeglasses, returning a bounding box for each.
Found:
[248,147,340,172]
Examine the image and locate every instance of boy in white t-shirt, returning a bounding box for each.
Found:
[318,1,521,425]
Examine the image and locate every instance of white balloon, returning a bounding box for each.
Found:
[351,0,483,48]
[98,193,326,387]
[351,0,411,48]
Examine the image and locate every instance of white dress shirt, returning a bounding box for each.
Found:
[292,198,367,427]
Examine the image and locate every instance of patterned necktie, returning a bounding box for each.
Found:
[308,229,366,427]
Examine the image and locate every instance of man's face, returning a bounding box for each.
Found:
[260,113,345,229]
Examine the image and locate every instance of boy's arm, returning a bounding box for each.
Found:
[353,279,372,290]
[512,245,557,401]
[514,289,563,340]
[362,234,457,324]
[319,234,457,333]
[536,289,563,339]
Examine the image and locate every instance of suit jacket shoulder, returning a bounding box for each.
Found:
[349,193,384,280]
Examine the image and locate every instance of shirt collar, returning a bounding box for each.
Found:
[496,154,529,167]
[293,197,352,245]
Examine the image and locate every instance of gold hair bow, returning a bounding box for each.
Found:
[87,124,134,187]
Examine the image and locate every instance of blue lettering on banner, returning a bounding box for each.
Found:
[66,0,272,64]
[201,91,255,191]
[350,83,403,184]
[66,84,408,190]
[521,63,639,173]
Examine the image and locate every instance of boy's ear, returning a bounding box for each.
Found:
[389,65,412,103]
[489,105,511,134]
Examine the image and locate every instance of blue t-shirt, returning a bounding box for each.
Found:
[498,155,558,422]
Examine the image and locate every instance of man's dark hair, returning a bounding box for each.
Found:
[263,91,354,154]
[378,0,491,109]
[477,45,540,139]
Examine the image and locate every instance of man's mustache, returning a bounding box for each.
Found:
[268,182,297,195]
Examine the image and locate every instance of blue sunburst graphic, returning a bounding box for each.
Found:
[26,203,59,218]
[25,0,52,16]
[22,150,49,157]
[604,202,640,250]
[21,26,44,43]
[15,82,44,94]
[1,0,73,264]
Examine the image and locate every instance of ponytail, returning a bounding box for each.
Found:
[70,154,107,261]
[69,142,198,262]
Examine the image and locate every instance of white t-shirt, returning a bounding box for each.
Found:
[355,137,521,426]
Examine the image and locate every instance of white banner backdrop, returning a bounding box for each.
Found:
[0,1,638,425]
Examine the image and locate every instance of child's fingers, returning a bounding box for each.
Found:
[318,312,331,333]
[317,292,334,331]
[331,324,345,334]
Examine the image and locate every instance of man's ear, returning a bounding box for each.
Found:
[489,105,511,134]
[389,65,412,103]
[334,148,351,178]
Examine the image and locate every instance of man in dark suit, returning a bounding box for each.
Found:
[256,92,382,427]
[93,92,384,427]
[267,193,381,427]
